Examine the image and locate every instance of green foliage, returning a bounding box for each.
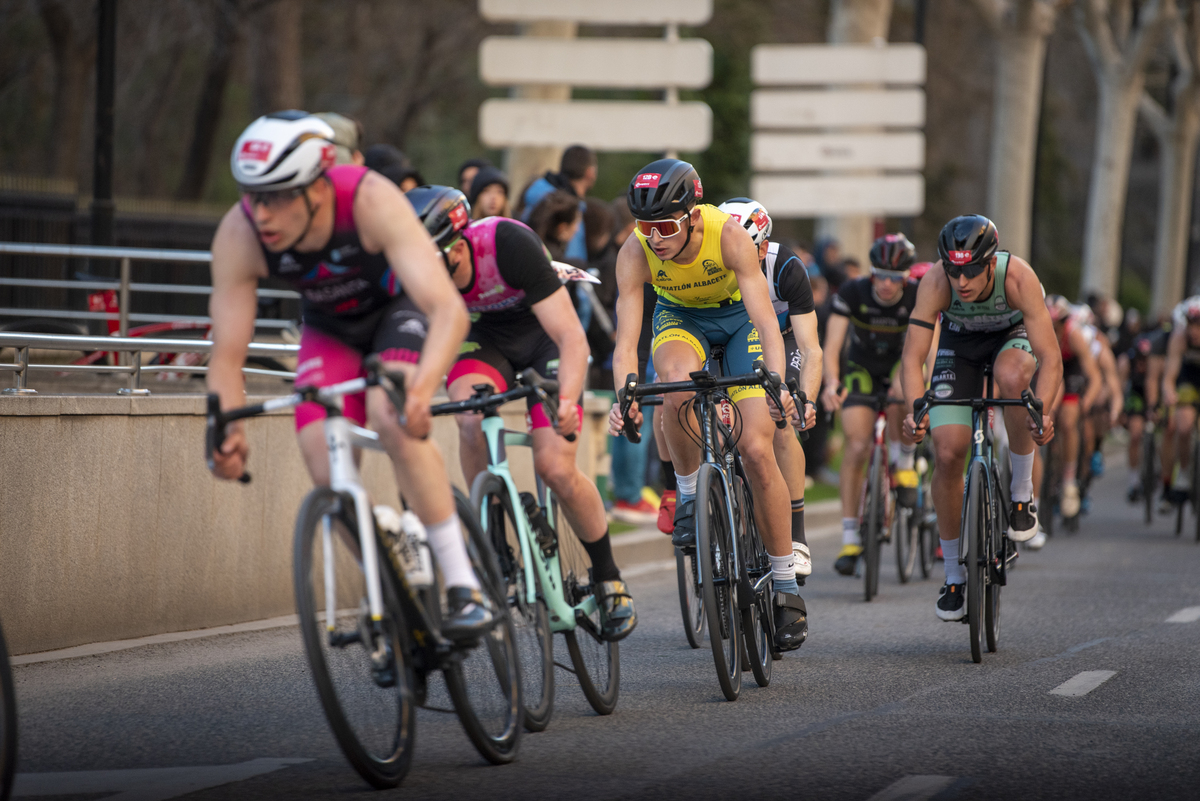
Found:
[1119,268,1151,315]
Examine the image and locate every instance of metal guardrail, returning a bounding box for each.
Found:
[0,332,297,396]
[0,242,300,334]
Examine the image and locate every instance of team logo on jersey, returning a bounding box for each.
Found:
[329,245,359,263]
[634,173,661,189]
[278,252,300,273]
[995,297,1008,311]
[703,259,721,276]
[657,269,669,280]
[934,382,953,399]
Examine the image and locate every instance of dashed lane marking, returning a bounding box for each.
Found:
[13,757,312,800]
[1049,670,1118,697]
[1166,606,1200,623]
[866,774,957,801]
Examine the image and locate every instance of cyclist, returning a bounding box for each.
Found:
[717,197,822,580]
[1072,304,1123,505]
[207,112,490,639]
[901,215,1059,622]
[1044,295,1102,518]
[1161,298,1200,497]
[1121,323,1168,501]
[606,159,810,652]
[407,185,637,643]
[821,233,921,576]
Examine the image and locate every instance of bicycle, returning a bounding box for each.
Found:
[912,438,938,580]
[428,369,619,727]
[618,352,796,701]
[1,618,16,801]
[1137,416,1158,525]
[912,373,1043,664]
[205,360,522,789]
[854,396,916,600]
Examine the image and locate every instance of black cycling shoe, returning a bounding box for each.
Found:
[1007,500,1038,542]
[442,586,494,642]
[671,499,697,548]
[936,582,966,622]
[597,579,638,642]
[833,544,862,576]
[772,591,808,651]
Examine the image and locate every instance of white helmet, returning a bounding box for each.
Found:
[718,197,773,248]
[231,110,337,191]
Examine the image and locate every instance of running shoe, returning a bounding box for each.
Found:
[834,543,863,575]
[657,490,676,535]
[792,542,812,578]
[936,582,966,621]
[1008,500,1038,542]
[1061,481,1081,518]
[611,498,657,525]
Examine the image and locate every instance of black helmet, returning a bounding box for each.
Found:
[937,214,999,272]
[869,233,916,272]
[406,185,470,249]
[627,158,702,220]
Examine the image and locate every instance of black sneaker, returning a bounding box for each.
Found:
[936,582,966,621]
[773,591,808,651]
[671,499,696,548]
[1008,500,1038,542]
[442,586,494,642]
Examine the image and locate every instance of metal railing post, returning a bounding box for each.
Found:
[118,349,150,396]
[3,346,37,395]
[118,256,131,339]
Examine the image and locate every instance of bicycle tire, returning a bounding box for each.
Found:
[697,463,742,701]
[553,497,620,716]
[965,464,987,664]
[1040,443,1057,539]
[443,488,523,764]
[294,488,416,789]
[985,469,1003,653]
[0,619,16,801]
[470,472,554,733]
[864,446,884,602]
[895,504,916,584]
[1143,427,1155,525]
[733,474,772,689]
[676,550,705,649]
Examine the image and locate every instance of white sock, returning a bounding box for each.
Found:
[942,537,966,584]
[1010,449,1035,503]
[888,441,902,465]
[769,553,796,586]
[842,517,860,546]
[676,468,699,498]
[898,443,916,470]
[425,515,479,590]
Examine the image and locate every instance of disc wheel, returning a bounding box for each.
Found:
[697,463,742,701]
[294,488,416,789]
[676,549,704,649]
[470,472,554,732]
[965,465,988,664]
[733,474,771,689]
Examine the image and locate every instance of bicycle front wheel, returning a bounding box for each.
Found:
[863,447,884,602]
[676,549,704,649]
[964,465,988,664]
[1,619,16,801]
[470,472,554,732]
[1142,428,1155,525]
[895,503,916,584]
[294,488,415,789]
[443,489,523,764]
[697,463,742,701]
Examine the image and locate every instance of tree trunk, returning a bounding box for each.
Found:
[820,0,895,266]
[38,0,96,182]
[1151,103,1200,312]
[1080,71,1145,298]
[177,0,240,201]
[250,0,303,116]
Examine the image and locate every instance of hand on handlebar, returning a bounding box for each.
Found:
[1031,413,1054,446]
[401,386,434,440]
[608,400,641,437]
[211,425,249,481]
[821,383,846,412]
[555,398,581,439]
[905,410,929,444]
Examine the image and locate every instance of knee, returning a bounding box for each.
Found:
[536,453,576,491]
[996,366,1031,399]
[455,412,484,441]
[933,440,965,472]
[845,435,871,463]
[739,434,777,476]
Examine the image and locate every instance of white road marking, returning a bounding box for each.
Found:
[13,757,311,800]
[1166,606,1200,623]
[622,559,677,578]
[1049,670,1118,697]
[867,774,957,801]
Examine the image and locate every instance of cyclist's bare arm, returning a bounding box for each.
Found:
[925,318,941,380]
[355,172,470,434]
[1147,353,1164,410]
[1070,326,1102,412]
[821,313,849,410]
[207,206,269,479]
[609,236,653,433]
[789,309,822,427]
[530,286,589,434]
[900,264,949,440]
[1097,339,1123,420]
[1163,329,1185,406]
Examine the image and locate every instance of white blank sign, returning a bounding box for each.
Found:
[480,37,712,88]
[479,0,713,25]
[480,99,712,151]
[752,43,926,86]
[752,89,925,129]
[752,132,925,171]
[749,174,925,217]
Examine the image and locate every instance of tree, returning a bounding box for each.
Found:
[1076,0,1176,299]
[176,0,241,201]
[971,0,1062,260]
[38,0,97,181]
[249,0,303,116]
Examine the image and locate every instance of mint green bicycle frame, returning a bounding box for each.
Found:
[477,415,597,632]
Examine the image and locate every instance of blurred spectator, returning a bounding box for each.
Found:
[528,190,581,263]
[314,112,365,165]
[363,143,423,191]
[458,157,492,196]
[519,145,597,262]
[468,166,510,219]
[814,235,847,292]
[842,256,863,280]
[583,198,618,388]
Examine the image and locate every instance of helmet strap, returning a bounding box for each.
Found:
[665,215,695,262]
[282,183,319,252]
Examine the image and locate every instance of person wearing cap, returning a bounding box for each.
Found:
[457,157,492,196]
[312,112,364,165]
[468,166,510,219]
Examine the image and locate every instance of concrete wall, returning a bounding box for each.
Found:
[0,393,610,656]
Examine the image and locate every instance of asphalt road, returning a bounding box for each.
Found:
[10,466,1200,800]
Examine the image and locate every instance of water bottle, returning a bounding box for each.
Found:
[375,505,434,588]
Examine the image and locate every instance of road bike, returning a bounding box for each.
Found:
[205,359,522,788]
[429,370,619,727]
[912,375,1043,664]
[0,618,16,801]
[618,352,795,701]
[912,438,938,580]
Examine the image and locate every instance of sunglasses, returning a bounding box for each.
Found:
[943,260,988,280]
[635,213,690,239]
[873,270,907,283]
[243,186,306,210]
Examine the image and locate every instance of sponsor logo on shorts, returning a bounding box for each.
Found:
[934,370,956,382]
[747,328,760,342]
[934,382,953,399]
[937,349,954,356]
[296,356,323,376]
[790,351,803,370]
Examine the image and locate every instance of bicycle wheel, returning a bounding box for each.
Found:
[985,470,1004,653]
[863,447,884,602]
[1040,443,1057,538]
[676,549,704,649]
[443,488,523,764]
[294,488,416,789]
[470,472,553,732]
[916,478,934,579]
[1142,427,1156,525]
[733,474,772,689]
[697,463,742,701]
[552,496,620,715]
[895,503,916,584]
[964,464,988,664]
[1,620,16,801]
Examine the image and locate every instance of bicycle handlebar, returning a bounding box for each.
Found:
[912,389,1044,436]
[430,368,576,442]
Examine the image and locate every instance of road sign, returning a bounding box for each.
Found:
[749,174,925,216]
[479,0,713,25]
[752,132,924,171]
[480,37,712,88]
[752,43,926,86]
[752,89,925,129]
[480,99,712,151]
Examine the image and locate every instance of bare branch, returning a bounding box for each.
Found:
[1140,90,1171,136]
[1075,0,1122,72]
[1126,0,1177,72]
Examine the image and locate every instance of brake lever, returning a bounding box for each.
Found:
[787,378,812,441]
[1022,389,1045,437]
[206,393,252,484]
[618,372,642,444]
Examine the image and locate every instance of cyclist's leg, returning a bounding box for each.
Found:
[1174,394,1199,486]
[774,331,810,576]
[293,325,371,487]
[446,333,518,485]
[993,338,1040,538]
[836,373,876,573]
